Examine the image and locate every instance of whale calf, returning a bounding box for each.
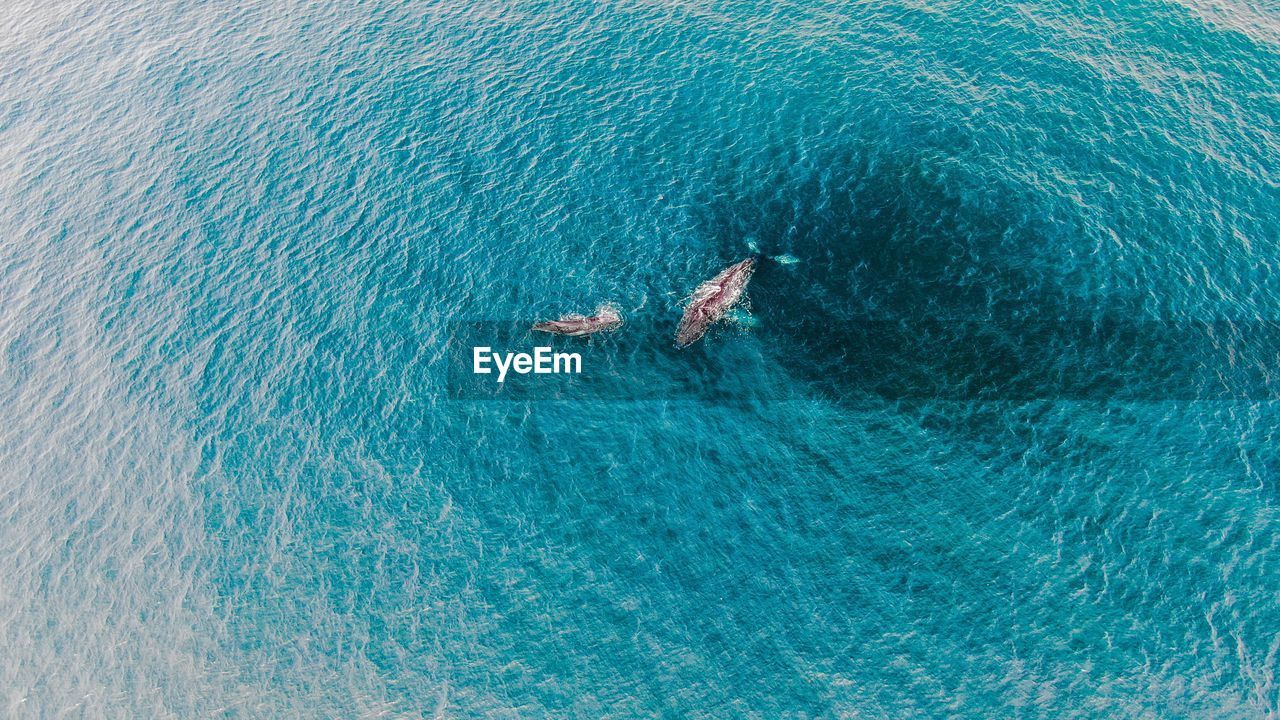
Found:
[533,304,623,336]
[676,257,756,347]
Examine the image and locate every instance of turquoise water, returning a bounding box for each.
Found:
[2,0,1279,716]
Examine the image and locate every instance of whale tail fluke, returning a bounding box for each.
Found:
[746,238,798,265]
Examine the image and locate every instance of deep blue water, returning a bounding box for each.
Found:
[2,0,1279,717]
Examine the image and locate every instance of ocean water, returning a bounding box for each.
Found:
[2,0,1279,717]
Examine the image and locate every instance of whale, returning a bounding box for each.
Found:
[675,257,756,347]
[533,303,624,336]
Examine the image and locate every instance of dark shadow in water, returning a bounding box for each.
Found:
[692,143,1280,402]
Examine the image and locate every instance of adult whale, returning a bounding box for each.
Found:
[533,304,624,336]
[675,257,756,347]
